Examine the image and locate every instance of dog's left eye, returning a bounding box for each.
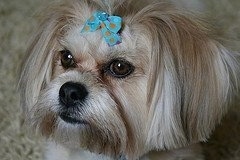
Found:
[106,59,135,78]
[60,49,76,69]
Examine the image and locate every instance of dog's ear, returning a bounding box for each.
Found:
[18,18,56,113]
[135,3,240,150]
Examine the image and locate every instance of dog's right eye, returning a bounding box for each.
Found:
[60,50,76,69]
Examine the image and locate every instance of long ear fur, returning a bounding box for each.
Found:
[133,3,240,150]
[18,18,56,113]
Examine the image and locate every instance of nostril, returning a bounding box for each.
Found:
[70,92,78,101]
[59,82,89,107]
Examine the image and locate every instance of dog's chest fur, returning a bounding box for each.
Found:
[45,143,204,160]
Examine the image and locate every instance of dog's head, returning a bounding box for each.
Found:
[19,0,239,159]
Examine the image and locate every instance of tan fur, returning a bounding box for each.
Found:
[19,0,240,159]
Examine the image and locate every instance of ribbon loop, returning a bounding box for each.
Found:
[81,11,122,46]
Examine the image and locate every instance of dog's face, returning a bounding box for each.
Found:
[38,24,150,156]
[19,0,239,159]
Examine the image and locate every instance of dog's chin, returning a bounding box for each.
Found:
[54,109,128,158]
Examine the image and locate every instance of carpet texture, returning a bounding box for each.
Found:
[0,0,239,160]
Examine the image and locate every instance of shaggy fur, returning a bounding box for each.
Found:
[0,0,240,160]
[18,0,240,159]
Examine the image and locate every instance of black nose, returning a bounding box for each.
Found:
[59,82,88,107]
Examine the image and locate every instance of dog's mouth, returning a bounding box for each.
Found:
[59,112,87,125]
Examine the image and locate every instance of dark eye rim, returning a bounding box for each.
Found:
[60,49,76,69]
[104,58,135,78]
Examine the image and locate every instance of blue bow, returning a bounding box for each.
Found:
[81,11,122,46]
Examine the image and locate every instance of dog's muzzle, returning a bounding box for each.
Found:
[58,82,89,124]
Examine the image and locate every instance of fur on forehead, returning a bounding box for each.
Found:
[60,25,136,59]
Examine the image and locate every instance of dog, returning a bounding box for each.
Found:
[18,0,240,159]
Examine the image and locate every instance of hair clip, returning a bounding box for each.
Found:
[81,11,122,46]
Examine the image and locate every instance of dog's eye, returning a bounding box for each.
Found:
[107,59,134,78]
[60,49,76,69]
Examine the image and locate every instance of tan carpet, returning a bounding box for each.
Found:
[0,0,239,159]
